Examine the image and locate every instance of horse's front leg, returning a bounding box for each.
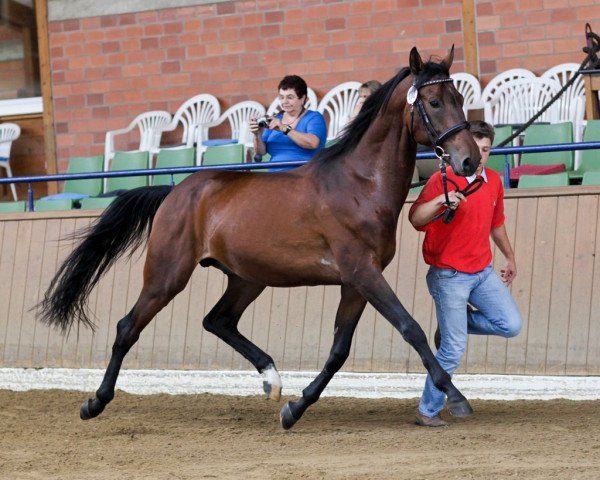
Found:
[352,265,473,418]
[280,285,366,429]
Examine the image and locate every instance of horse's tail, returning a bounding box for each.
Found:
[37,185,172,332]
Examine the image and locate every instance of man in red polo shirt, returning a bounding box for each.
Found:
[409,120,522,427]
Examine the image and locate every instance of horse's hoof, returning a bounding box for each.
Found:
[279,402,298,430]
[80,399,94,420]
[263,382,282,401]
[80,398,104,420]
[447,399,474,417]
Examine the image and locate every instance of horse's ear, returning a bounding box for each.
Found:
[409,47,424,75]
[442,44,455,71]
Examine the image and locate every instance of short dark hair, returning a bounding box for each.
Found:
[469,120,495,143]
[278,75,308,101]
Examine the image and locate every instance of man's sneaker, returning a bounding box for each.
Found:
[415,411,448,427]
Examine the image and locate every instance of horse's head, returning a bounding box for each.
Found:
[407,46,480,176]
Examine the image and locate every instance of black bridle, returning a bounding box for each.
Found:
[408,77,476,223]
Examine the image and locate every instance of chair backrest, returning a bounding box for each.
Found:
[34,198,74,212]
[104,110,172,171]
[170,94,221,147]
[578,120,600,174]
[520,122,574,170]
[0,123,21,158]
[217,101,266,143]
[153,147,195,186]
[451,72,483,115]
[202,144,245,166]
[484,77,562,126]
[267,87,319,116]
[541,63,586,133]
[481,68,536,104]
[582,171,600,186]
[63,155,104,196]
[517,172,569,188]
[106,150,149,192]
[317,81,362,140]
[0,200,26,213]
[486,125,514,172]
[80,197,115,210]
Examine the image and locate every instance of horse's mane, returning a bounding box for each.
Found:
[312,58,450,165]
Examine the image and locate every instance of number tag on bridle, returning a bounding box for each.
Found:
[406,85,418,105]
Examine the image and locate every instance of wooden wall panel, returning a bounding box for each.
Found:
[2,189,600,375]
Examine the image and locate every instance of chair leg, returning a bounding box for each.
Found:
[2,163,17,201]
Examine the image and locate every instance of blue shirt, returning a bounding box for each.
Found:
[261,110,327,170]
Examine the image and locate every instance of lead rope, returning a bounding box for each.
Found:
[430,169,484,224]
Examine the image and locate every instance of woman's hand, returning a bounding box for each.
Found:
[268,117,287,133]
[249,117,264,136]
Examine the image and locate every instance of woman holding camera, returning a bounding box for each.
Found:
[250,75,327,171]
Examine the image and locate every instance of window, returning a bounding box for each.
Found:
[0,0,42,115]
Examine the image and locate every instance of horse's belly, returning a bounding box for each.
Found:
[205,243,342,287]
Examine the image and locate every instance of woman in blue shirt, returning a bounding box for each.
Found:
[250,75,327,171]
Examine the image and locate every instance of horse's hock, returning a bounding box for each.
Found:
[1,186,599,375]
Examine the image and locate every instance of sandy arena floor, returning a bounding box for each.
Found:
[1,389,599,479]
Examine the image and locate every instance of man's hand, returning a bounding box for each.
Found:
[500,258,517,285]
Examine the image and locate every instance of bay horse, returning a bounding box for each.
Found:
[38,46,480,429]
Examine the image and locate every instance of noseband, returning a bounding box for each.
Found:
[408,77,475,224]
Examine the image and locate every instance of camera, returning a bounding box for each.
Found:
[256,115,272,128]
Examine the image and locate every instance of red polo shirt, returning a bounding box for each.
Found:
[408,166,505,273]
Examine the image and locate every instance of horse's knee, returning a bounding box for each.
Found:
[399,320,427,345]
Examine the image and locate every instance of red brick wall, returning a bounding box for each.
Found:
[48,0,595,170]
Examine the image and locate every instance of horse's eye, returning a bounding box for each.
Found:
[429,99,441,108]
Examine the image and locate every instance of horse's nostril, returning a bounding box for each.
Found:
[462,158,471,172]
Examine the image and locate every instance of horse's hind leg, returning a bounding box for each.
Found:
[280,285,366,429]
[80,253,197,420]
[202,275,282,400]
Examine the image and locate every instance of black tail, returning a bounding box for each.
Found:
[37,186,172,332]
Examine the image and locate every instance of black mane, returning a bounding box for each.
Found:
[312,59,450,165]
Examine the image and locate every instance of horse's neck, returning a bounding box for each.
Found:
[347,107,417,215]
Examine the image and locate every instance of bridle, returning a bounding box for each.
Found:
[408,77,480,223]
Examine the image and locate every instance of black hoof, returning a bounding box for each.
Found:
[79,398,104,420]
[447,399,474,417]
[279,402,298,430]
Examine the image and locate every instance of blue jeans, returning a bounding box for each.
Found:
[418,265,522,417]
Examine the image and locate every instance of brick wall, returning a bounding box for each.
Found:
[48,0,596,170]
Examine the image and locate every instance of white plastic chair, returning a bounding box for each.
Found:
[161,94,221,165]
[202,100,266,165]
[0,123,21,201]
[451,72,483,116]
[542,63,586,141]
[484,77,562,126]
[317,81,362,140]
[104,110,172,172]
[267,87,319,116]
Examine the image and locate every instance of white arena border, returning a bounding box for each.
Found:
[1,368,599,400]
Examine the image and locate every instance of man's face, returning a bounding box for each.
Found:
[475,136,492,175]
